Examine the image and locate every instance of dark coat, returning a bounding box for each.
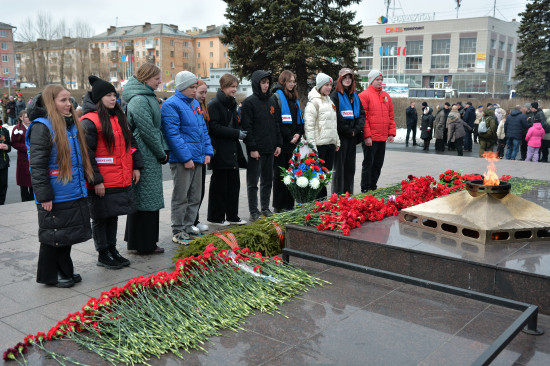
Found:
[274,84,305,154]
[405,106,418,126]
[6,100,16,118]
[504,109,528,140]
[0,126,10,170]
[27,98,91,247]
[241,70,282,154]
[330,88,365,143]
[207,89,247,170]
[462,105,476,127]
[10,123,32,187]
[15,99,26,117]
[420,107,434,140]
[81,93,144,220]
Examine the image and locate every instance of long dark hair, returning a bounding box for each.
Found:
[96,101,132,153]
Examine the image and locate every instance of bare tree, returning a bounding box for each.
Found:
[35,12,56,86]
[17,17,39,86]
[56,20,70,87]
[73,20,94,89]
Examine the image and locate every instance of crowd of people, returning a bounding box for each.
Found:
[3,63,548,289]
[405,100,550,161]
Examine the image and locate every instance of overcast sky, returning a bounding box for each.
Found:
[3,0,528,39]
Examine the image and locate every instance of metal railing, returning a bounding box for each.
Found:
[282,248,544,366]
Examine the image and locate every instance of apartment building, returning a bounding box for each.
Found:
[193,25,230,78]
[0,22,16,89]
[358,16,520,97]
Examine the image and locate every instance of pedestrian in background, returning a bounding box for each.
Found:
[15,94,26,117]
[434,102,450,152]
[496,110,507,158]
[405,101,418,146]
[0,118,10,204]
[272,70,304,210]
[420,106,434,151]
[525,119,545,162]
[81,76,144,269]
[447,113,471,156]
[473,105,484,144]
[122,63,168,254]
[462,101,476,152]
[10,110,33,201]
[330,67,364,195]
[358,70,396,192]
[6,96,16,126]
[26,85,94,288]
[478,107,498,157]
[504,105,528,160]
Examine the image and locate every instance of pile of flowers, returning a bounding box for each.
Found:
[281,139,332,203]
[4,245,324,364]
[271,171,514,237]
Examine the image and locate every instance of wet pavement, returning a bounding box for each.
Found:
[1,148,549,365]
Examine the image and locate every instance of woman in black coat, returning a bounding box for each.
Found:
[420,106,434,151]
[272,70,304,212]
[206,73,248,226]
[26,85,95,288]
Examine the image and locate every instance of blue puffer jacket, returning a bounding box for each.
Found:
[161,90,213,163]
[26,117,87,204]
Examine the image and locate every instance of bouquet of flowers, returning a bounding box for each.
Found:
[281,139,332,203]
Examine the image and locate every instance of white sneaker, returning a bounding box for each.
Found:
[228,219,247,225]
[207,220,231,226]
[188,225,201,235]
[196,222,209,232]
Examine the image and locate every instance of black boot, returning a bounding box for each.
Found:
[109,247,131,267]
[97,250,124,269]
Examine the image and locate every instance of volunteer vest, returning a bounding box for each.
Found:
[25,117,87,204]
[275,89,303,125]
[81,112,134,189]
[338,91,360,119]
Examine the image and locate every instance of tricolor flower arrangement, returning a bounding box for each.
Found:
[281,139,333,203]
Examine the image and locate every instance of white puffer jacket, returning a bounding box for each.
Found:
[304,87,340,148]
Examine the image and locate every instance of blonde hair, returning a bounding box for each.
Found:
[41,85,94,183]
[135,63,161,83]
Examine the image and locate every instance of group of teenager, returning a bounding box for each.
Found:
[20,63,395,288]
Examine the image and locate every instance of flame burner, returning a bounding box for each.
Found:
[399,181,550,245]
[466,180,511,199]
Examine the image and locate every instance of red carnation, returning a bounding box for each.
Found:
[296,170,303,176]
[304,214,311,221]
[444,174,451,181]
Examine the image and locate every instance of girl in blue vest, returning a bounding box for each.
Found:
[271,70,304,212]
[26,85,95,288]
[330,68,365,195]
[81,76,144,270]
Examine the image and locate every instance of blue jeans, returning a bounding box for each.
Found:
[505,137,521,160]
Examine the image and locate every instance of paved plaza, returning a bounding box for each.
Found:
[1,145,549,365]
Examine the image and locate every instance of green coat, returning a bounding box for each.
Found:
[122,76,167,211]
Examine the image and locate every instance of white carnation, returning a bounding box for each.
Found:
[283,175,293,185]
[296,176,309,188]
[309,178,320,190]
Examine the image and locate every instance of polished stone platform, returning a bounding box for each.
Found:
[285,185,550,316]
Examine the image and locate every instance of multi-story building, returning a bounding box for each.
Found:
[0,22,16,89]
[358,16,520,97]
[91,23,230,87]
[16,37,89,89]
[192,25,230,78]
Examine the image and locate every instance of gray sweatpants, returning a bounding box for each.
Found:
[170,162,203,234]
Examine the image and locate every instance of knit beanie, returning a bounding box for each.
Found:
[315,73,333,90]
[175,71,198,91]
[445,102,451,107]
[89,75,116,104]
[478,105,483,109]
[367,69,383,84]
[531,102,539,110]
[421,102,428,107]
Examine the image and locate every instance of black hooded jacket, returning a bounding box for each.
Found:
[240,70,282,154]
